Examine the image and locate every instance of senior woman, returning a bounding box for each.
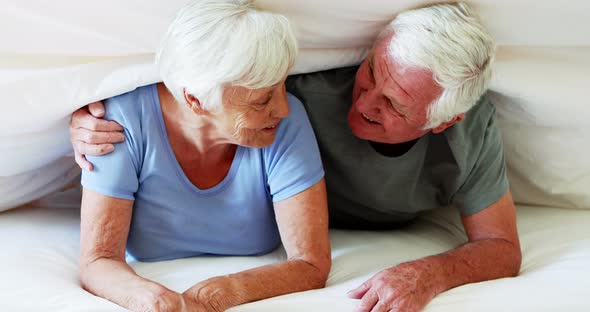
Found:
[78,1,330,311]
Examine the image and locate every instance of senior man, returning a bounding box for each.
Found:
[69,2,521,311]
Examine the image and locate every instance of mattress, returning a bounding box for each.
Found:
[1,187,588,311]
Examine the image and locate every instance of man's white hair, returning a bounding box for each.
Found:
[156,0,298,111]
[382,2,495,129]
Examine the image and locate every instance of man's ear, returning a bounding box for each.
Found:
[431,113,465,134]
[183,88,205,115]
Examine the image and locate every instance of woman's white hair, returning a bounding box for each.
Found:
[156,0,298,111]
[382,2,495,129]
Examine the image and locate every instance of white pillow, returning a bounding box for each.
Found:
[0,157,80,212]
[490,47,590,209]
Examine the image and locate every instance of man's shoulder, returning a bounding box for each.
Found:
[438,92,509,216]
[442,92,497,147]
[427,91,502,186]
[286,66,358,97]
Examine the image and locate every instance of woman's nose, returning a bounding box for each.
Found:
[271,98,290,118]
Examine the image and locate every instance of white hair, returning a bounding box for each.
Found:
[156,0,298,111]
[381,2,495,129]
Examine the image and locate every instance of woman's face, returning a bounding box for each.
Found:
[216,79,290,148]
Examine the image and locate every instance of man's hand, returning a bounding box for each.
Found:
[182,276,243,312]
[69,101,125,171]
[348,261,436,312]
[348,191,521,312]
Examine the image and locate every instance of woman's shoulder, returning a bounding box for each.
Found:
[285,92,308,120]
[266,92,317,151]
[268,93,313,141]
[103,84,158,129]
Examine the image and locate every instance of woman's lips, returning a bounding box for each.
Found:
[261,121,280,133]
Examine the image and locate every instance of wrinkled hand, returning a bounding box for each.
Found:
[182,276,243,312]
[69,101,125,170]
[348,261,437,312]
[129,285,186,312]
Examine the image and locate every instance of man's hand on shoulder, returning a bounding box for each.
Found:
[69,101,125,171]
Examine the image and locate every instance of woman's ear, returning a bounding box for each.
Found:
[183,88,205,115]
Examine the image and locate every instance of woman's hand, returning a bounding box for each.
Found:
[182,276,242,312]
[133,284,186,312]
[69,101,125,170]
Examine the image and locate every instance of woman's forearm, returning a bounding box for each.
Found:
[185,258,329,309]
[81,258,178,311]
[232,258,328,300]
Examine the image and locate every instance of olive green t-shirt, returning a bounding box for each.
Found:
[286,66,509,229]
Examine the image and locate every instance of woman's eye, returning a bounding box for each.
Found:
[253,99,271,110]
[253,103,267,111]
[253,94,272,107]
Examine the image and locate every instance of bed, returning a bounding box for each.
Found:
[1,0,589,311]
[2,188,589,311]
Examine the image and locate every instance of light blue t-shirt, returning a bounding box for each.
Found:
[81,84,324,262]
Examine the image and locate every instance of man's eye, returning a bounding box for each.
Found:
[367,64,375,82]
[389,101,404,117]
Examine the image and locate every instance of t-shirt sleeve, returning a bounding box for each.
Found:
[80,95,141,200]
[452,112,510,216]
[264,93,325,203]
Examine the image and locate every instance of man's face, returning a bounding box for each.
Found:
[348,34,444,144]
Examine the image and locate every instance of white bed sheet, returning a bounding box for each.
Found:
[0,188,588,312]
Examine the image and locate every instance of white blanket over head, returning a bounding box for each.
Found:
[2,0,589,211]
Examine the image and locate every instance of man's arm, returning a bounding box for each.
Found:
[69,102,125,170]
[349,190,521,312]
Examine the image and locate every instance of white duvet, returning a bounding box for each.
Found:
[1,0,589,211]
[0,189,588,311]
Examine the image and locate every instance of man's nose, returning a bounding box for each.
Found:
[358,87,381,108]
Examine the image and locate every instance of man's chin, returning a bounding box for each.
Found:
[347,112,375,141]
[347,118,369,141]
[348,123,374,141]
